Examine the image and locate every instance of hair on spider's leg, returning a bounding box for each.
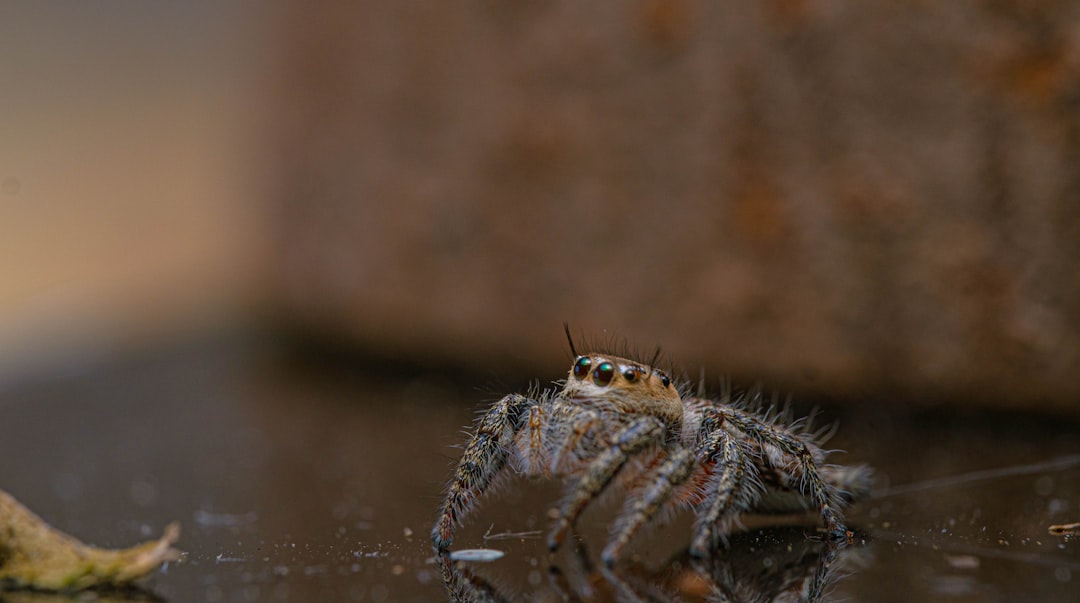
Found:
[432,393,534,551]
[823,463,875,506]
[602,447,696,566]
[811,420,841,446]
[775,392,796,427]
[547,417,667,552]
[743,384,766,414]
[787,405,819,436]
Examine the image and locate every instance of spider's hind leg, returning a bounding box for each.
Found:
[432,393,535,551]
[725,411,849,542]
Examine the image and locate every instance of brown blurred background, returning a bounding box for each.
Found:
[2,1,1078,411]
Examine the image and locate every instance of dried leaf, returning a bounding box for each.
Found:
[0,489,181,591]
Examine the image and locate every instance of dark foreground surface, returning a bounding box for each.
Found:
[0,336,1077,602]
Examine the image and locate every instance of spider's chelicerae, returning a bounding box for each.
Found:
[432,334,872,566]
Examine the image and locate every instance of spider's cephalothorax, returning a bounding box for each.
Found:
[432,344,871,567]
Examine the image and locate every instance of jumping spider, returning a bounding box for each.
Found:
[432,331,872,566]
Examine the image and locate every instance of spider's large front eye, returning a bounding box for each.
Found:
[573,356,591,379]
[593,362,615,386]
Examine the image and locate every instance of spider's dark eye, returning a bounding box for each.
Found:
[593,362,615,386]
[573,356,591,379]
[659,372,671,388]
[622,367,637,382]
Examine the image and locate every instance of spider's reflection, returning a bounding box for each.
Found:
[439,526,865,602]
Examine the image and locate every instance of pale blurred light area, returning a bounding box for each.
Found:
[0,3,280,388]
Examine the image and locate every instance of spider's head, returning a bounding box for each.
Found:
[561,354,682,418]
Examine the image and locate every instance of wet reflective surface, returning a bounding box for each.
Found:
[0,337,1077,602]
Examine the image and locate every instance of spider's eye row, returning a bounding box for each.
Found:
[593,362,615,386]
[573,356,592,379]
[622,367,637,382]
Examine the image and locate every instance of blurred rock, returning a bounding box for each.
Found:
[269,1,1080,411]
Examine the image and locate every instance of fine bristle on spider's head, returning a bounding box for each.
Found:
[560,327,672,372]
[563,322,577,358]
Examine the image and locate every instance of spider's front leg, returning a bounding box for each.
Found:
[602,446,695,566]
[547,416,666,552]
[432,393,534,551]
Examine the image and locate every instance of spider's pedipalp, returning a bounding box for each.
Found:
[547,409,602,475]
[518,404,548,476]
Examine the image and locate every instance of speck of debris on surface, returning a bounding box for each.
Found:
[447,549,505,562]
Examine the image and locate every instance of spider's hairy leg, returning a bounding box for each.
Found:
[690,427,754,558]
[432,393,533,551]
[602,447,695,567]
[725,412,848,542]
[547,417,666,552]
